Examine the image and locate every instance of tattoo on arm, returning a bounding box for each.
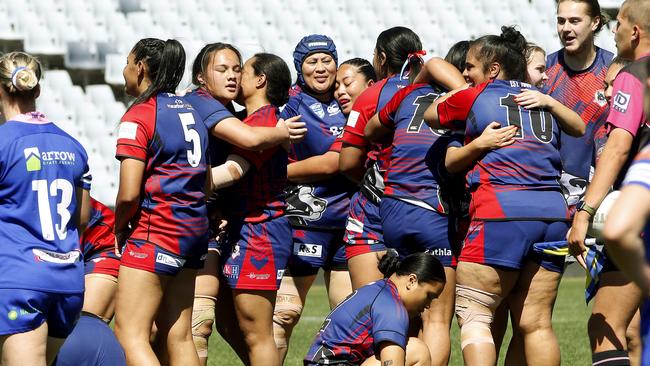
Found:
[383,361,394,366]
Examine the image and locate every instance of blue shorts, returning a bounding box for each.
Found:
[380,197,456,267]
[461,219,569,273]
[221,217,292,291]
[0,289,83,338]
[121,239,206,276]
[53,313,126,366]
[288,228,347,276]
[344,192,386,259]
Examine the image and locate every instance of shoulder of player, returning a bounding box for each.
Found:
[353,79,388,109]
[619,57,650,81]
[122,97,156,123]
[244,104,278,127]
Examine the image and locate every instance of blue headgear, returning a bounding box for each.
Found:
[293,34,338,86]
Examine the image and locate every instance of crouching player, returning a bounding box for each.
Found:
[304,251,445,366]
[54,197,126,365]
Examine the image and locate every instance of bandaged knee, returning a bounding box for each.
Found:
[192,296,216,357]
[273,293,303,348]
[455,284,501,350]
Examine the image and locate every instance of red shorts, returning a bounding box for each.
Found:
[84,248,120,277]
[121,239,205,276]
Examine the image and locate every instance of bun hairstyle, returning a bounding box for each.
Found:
[192,42,242,86]
[378,250,446,285]
[129,38,186,108]
[471,26,528,82]
[0,52,42,98]
[558,0,608,34]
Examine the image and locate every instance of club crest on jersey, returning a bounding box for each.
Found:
[285,186,327,222]
[594,90,607,107]
[309,103,325,118]
[613,91,631,113]
[327,103,340,116]
[23,147,41,171]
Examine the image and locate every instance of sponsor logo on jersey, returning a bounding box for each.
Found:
[223,264,240,279]
[425,248,453,257]
[277,269,285,280]
[23,147,41,171]
[127,250,148,259]
[594,90,607,107]
[613,91,631,113]
[309,103,325,118]
[167,98,191,109]
[346,110,360,128]
[32,249,81,264]
[294,243,322,258]
[231,243,241,259]
[345,217,364,233]
[7,308,35,321]
[118,122,139,140]
[247,272,271,280]
[326,103,340,116]
[155,253,185,268]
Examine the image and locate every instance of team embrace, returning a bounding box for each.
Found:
[1,0,650,365]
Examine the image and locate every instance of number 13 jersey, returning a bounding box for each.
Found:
[437,80,569,221]
[0,112,91,293]
[116,94,209,258]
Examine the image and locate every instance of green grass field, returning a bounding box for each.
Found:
[208,276,592,365]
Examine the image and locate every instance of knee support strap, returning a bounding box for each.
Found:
[273,293,304,348]
[192,296,216,357]
[455,284,501,350]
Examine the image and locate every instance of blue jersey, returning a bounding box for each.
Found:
[438,80,568,221]
[184,88,235,165]
[304,279,409,365]
[379,84,462,213]
[281,91,356,229]
[543,47,614,205]
[0,112,91,293]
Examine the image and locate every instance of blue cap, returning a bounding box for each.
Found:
[293,34,338,85]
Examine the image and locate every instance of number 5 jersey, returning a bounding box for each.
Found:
[0,112,91,293]
[115,94,210,259]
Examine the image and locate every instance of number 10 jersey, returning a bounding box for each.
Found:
[0,113,91,293]
[437,80,569,221]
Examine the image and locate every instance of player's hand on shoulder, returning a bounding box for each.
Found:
[475,121,517,150]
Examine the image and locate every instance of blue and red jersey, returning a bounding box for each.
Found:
[115,94,209,257]
[223,105,287,223]
[0,112,91,293]
[80,198,115,257]
[281,91,356,229]
[304,279,409,365]
[379,83,462,213]
[341,75,409,203]
[184,87,235,165]
[605,55,650,187]
[438,80,568,221]
[543,47,614,204]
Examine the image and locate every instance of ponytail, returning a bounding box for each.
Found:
[400,50,426,84]
[129,38,186,108]
[378,250,446,284]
